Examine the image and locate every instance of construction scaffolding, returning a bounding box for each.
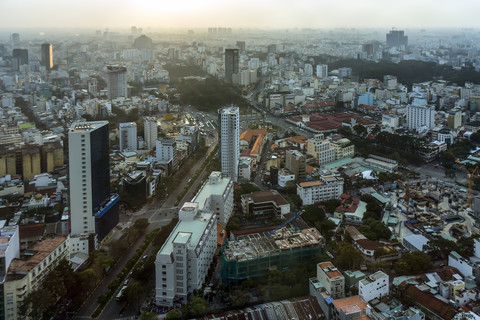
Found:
[220,228,324,286]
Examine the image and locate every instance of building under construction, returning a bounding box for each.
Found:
[220,227,324,286]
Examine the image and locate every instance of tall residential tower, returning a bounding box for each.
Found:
[219,106,239,182]
[68,121,119,255]
[106,65,127,99]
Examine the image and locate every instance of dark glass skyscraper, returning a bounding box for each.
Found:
[41,43,53,70]
[69,121,119,254]
[224,48,239,83]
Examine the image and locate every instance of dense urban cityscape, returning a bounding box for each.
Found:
[3,6,480,320]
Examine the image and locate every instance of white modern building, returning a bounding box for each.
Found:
[119,122,137,152]
[4,236,69,320]
[358,271,389,302]
[156,138,178,169]
[219,106,239,182]
[406,105,435,131]
[316,64,328,78]
[297,175,344,205]
[278,168,296,188]
[155,202,217,306]
[68,121,120,255]
[316,261,345,299]
[144,117,158,150]
[106,65,127,99]
[192,171,234,225]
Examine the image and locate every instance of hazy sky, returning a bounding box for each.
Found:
[2,0,480,30]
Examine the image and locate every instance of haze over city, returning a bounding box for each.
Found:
[2,0,480,30]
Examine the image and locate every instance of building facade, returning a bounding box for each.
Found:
[40,43,53,70]
[406,105,435,131]
[106,65,127,99]
[219,106,239,182]
[4,236,69,320]
[316,261,345,299]
[156,138,178,169]
[285,149,306,181]
[358,271,389,302]
[297,175,344,205]
[144,117,158,150]
[155,203,217,306]
[119,122,137,152]
[192,171,234,226]
[68,121,119,255]
[224,49,239,83]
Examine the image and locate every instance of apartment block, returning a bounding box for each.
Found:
[155,202,217,306]
[316,261,345,299]
[297,175,344,205]
[358,271,389,302]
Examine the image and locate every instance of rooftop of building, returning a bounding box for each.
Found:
[69,121,108,133]
[241,190,289,206]
[298,180,324,188]
[332,295,369,320]
[360,271,388,285]
[8,236,66,274]
[157,210,216,257]
[192,173,232,211]
[223,227,323,262]
[239,129,268,142]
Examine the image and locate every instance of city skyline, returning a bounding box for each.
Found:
[2,0,480,30]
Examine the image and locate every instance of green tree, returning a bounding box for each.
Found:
[165,309,182,320]
[126,281,144,313]
[336,242,364,269]
[353,124,367,136]
[302,204,326,226]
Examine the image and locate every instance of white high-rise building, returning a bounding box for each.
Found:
[119,122,137,152]
[68,121,119,255]
[316,64,328,78]
[106,65,127,99]
[156,138,178,169]
[155,202,217,306]
[219,106,239,182]
[144,117,158,150]
[406,105,435,131]
[304,63,313,76]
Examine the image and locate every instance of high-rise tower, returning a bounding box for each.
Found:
[68,121,119,254]
[106,65,127,99]
[219,106,239,182]
[41,43,53,70]
[224,49,239,83]
[144,117,158,150]
[119,122,137,152]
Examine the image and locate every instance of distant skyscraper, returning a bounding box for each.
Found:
[119,122,137,152]
[224,48,239,83]
[304,63,313,76]
[386,30,408,48]
[11,49,28,71]
[144,117,158,150]
[106,65,127,99]
[41,43,53,70]
[11,33,20,47]
[219,106,239,182]
[133,35,153,49]
[68,121,119,255]
[236,41,246,52]
[316,64,328,78]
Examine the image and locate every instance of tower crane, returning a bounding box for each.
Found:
[267,209,305,237]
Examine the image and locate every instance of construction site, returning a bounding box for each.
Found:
[220,227,325,287]
[393,178,476,239]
